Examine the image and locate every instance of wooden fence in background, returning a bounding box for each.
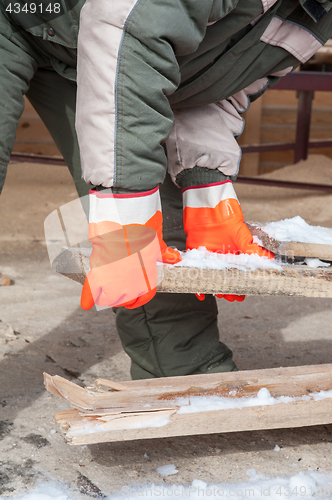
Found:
[14,89,332,176]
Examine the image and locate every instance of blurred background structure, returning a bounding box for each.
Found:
[11,40,332,178]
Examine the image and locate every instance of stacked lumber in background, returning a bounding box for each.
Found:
[239,89,332,175]
[13,98,61,157]
[14,84,332,176]
[258,90,332,173]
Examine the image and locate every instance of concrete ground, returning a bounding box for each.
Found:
[1,158,332,497]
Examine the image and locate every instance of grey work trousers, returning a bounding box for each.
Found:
[26,67,237,379]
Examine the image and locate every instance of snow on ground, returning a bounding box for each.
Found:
[3,470,332,500]
[263,217,332,245]
[156,464,179,477]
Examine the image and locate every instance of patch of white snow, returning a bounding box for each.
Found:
[5,470,332,500]
[264,216,332,244]
[176,389,332,414]
[304,258,331,268]
[173,247,282,271]
[156,464,178,477]
[69,415,171,435]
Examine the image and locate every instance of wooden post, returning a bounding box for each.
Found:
[294,91,314,163]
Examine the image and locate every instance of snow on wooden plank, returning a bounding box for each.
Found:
[247,222,332,260]
[56,399,332,446]
[52,246,332,298]
[44,365,332,445]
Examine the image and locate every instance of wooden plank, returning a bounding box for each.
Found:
[46,364,332,403]
[308,40,332,65]
[258,88,332,169]
[239,98,263,176]
[16,117,55,142]
[12,143,61,156]
[262,106,332,127]
[264,89,332,108]
[12,97,61,157]
[261,126,332,145]
[23,97,38,115]
[247,222,332,260]
[52,246,332,298]
[56,399,332,445]
[44,364,332,445]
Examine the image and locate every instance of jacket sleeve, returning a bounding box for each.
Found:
[0,20,38,194]
[76,0,217,192]
[166,78,271,187]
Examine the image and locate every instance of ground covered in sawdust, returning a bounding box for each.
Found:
[238,154,332,227]
[1,156,332,497]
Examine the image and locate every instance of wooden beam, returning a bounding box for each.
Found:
[247,222,332,261]
[44,364,332,445]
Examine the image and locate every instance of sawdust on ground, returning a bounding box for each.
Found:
[259,154,332,185]
[237,154,332,227]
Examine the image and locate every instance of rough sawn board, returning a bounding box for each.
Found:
[246,222,332,260]
[44,365,332,445]
[52,246,332,298]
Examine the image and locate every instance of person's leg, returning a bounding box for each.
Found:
[116,292,236,379]
[26,68,236,379]
[115,173,237,379]
[26,68,90,198]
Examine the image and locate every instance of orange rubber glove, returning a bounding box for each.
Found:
[81,187,181,311]
[183,180,274,302]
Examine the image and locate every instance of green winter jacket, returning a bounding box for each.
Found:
[1,0,332,193]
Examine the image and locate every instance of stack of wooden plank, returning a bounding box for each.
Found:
[44,365,332,445]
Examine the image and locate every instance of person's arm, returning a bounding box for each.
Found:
[75,0,224,310]
[76,0,221,192]
[0,15,38,194]
[165,85,275,304]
